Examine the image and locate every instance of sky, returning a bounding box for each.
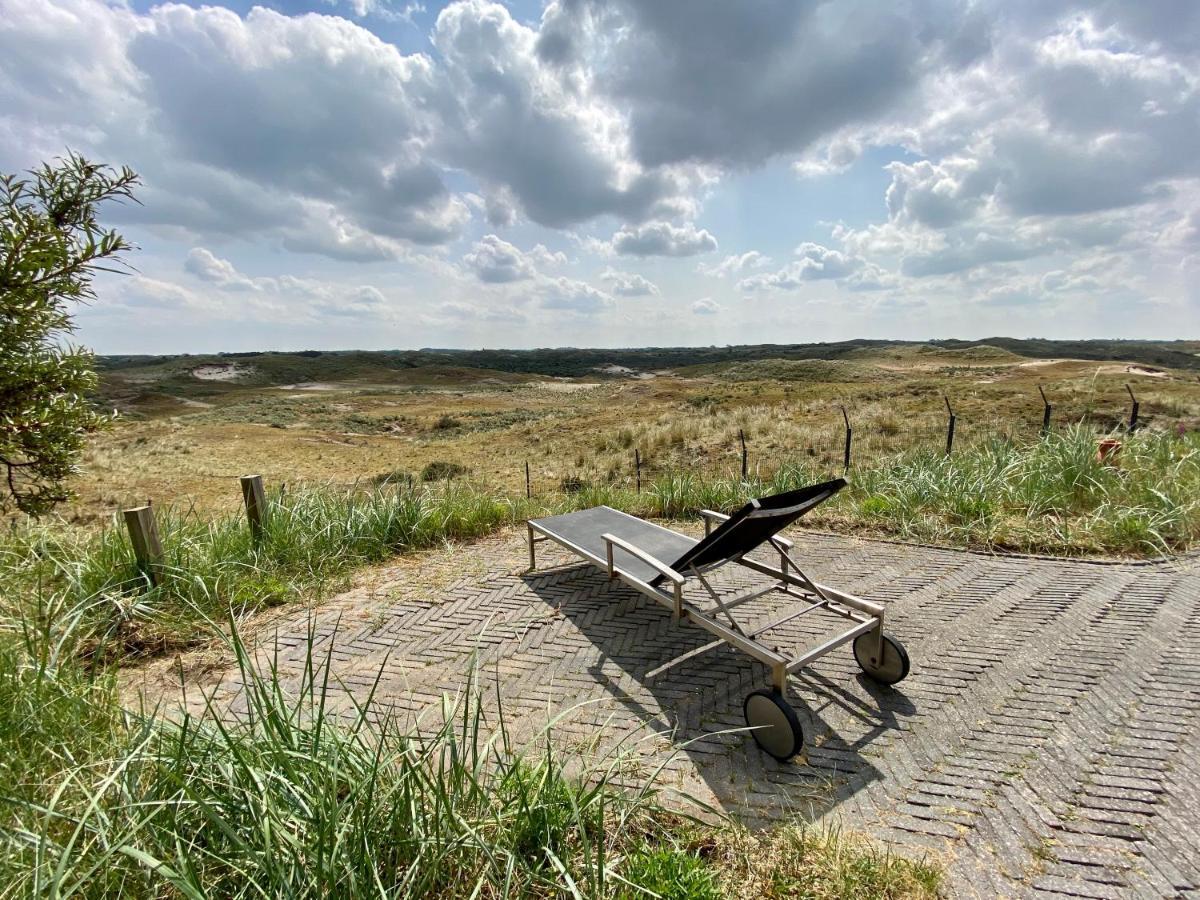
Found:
[1,0,1197,353]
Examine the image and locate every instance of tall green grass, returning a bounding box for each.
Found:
[645,426,1199,556]
[2,427,1194,673]
[1,483,540,660]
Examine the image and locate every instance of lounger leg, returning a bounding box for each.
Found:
[772,662,788,696]
[527,522,536,571]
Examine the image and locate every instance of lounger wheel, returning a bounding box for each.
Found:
[743,689,804,760]
[853,630,910,685]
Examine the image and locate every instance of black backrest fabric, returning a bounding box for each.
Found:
[651,478,846,584]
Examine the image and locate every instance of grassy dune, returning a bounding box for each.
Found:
[4,354,1197,896]
[71,344,1200,526]
[5,427,1194,666]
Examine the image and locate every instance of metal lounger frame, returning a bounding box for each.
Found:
[527,507,885,696]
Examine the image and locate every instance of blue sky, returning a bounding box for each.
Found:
[2,0,1196,352]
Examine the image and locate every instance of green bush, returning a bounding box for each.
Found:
[422,460,468,481]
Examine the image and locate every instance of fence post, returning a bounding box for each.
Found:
[944,395,956,456]
[841,405,852,471]
[1038,385,1052,435]
[240,474,268,543]
[738,429,748,479]
[1126,384,1139,432]
[635,448,642,493]
[123,504,164,586]
[525,460,531,499]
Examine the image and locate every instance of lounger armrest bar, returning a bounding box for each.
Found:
[698,508,793,549]
[601,533,686,586]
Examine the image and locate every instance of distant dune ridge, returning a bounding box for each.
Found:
[97,338,1200,385]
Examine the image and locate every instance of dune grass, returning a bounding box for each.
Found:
[648,425,1200,556]
[2,426,1193,668]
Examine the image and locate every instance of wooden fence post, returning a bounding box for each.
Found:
[1126,384,1139,433]
[240,474,268,543]
[944,395,957,456]
[635,448,642,492]
[738,429,748,479]
[841,405,852,471]
[1038,385,1052,435]
[123,504,164,586]
[525,460,531,499]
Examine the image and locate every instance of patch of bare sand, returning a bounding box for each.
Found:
[1097,364,1167,378]
[536,380,602,393]
[192,363,253,382]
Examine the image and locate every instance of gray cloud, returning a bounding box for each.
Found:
[738,242,862,290]
[436,301,527,323]
[610,221,718,257]
[537,277,614,313]
[600,268,659,296]
[184,247,257,290]
[429,0,690,229]
[545,0,983,169]
[463,235,537,283]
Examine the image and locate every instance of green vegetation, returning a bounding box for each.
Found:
[1,427,1191,672]
[677,359,892,383]
[651,426,1199,557]
[97,337,1200,383]
[422,460,469,481]
[0,153,137,514]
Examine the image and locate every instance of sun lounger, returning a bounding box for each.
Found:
[526,479,910,760]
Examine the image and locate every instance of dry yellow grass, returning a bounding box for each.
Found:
[65,352,1200,524]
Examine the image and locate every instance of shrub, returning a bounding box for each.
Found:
[421,460,467,481]
[560,474,587,493]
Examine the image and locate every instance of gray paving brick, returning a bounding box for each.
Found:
[140,528,1200,899]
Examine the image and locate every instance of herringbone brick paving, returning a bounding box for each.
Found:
[160,526,1200,899]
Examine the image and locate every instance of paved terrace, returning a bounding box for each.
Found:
[150,528,1200,899]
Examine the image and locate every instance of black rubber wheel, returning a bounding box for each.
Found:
[853,630,910,685]
[743,689,804,760]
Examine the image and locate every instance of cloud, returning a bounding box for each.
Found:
[462,234,568,283]
[483,189,518,228]
[537,277,614,313]
[184,247,257,290]
[428,0,692,229]
[898,232,1044,278]
[127,5,468,246]
[312,284,389,318]
[738,242,862,291]
[323,0,425,23]
[435,300,527,323]
[541,0,985,169]
[884,159,990,228]
[463,235,537,283]
[5,0,1200,333]
[179,247,395,322]
[700,251,771,277]
[831,8,1200,290]
[610,221,717,257]
[117,276,208,311]
[600,268,659,296]
[691,297,721,315]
